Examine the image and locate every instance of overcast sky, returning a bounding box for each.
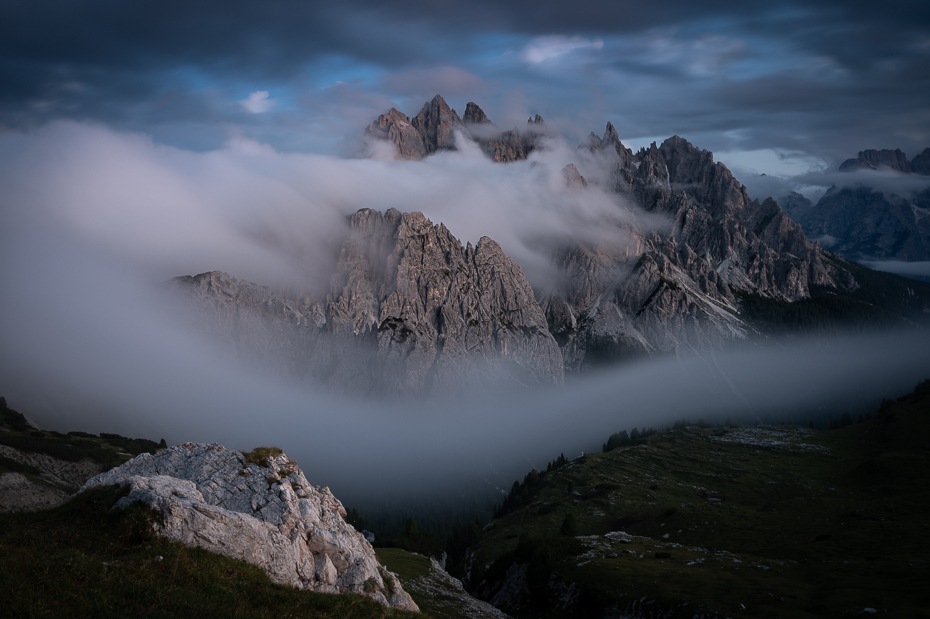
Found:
[2,0,929,175]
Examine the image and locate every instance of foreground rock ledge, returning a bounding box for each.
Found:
[82,443,419,612]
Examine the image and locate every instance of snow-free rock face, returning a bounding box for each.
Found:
[364,95,463,159]
[540,131,843,368]
[366,97,545,162]
[364,100,852,367]
[82,443,419,611]
[779,147,930,264]
[912,148,930,176]
[172,209,563,395]
[840,149,913,174]
[787,186,930,262]
[837,147,930,175]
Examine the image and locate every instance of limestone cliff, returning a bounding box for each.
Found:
[539,132,845,368]
[172,209,563,395]
[82,443,419,611]
[366,96,545,162]
[781,146,930,264]
[792,186,930,262]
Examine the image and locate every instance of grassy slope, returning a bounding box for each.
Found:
[467,386,930,618]
[0,485,424,619]
[377,548,504,619]
[0,402,164,493]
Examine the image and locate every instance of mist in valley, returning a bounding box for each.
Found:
[1,121,928,512]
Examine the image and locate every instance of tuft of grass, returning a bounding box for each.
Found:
[0,485,423,619]
[243,446,284,467]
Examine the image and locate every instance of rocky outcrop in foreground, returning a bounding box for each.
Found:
[82,443,419,612]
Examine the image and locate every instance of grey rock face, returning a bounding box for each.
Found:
[366,97,545,162]
[364,108,427,160]
[790,186,930,261]
[172,209,563,395]
[82,443,419,612]
[411,94,463,155]
[561,164,588,189]
[778,191,814,221]
[463,102,491,125]
[482,126,542,163]
[911,148,930,175]
[778,146,930,263]
[839,148,913,174]
[0,444,104,512]
[365,95,463,160]
[542,134,841,368]
[391,555,511,618]
[364,102,855,364]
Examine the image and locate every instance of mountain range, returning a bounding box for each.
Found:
[171,96,929,395]
[781,148,930,265]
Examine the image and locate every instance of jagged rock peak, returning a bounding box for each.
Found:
[658,135,717,184]
[412,94,463,154]
[910,148,930,175]
[562,164,588,188]
[364,106,426,160]
[463,101,491,124]
[172,208,564,394]
[365,95,546,162]
[604,121,620,142]
[590,121,634,163]
[839,148,912,174]
[363,94,463,160]
[82,443,419,611]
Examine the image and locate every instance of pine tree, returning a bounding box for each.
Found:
[560,513,578,537]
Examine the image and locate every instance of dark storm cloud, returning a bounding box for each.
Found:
[0,1,928,161]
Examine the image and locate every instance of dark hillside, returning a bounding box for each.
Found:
[460,382,930,618]
[0,485,424,619]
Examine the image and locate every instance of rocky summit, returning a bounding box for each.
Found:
[365,95,546,162]
[838,148,930,175]
[82,443,419,612]
[172,208,563,395]
[176,97,866,383]
[781,146,930,264]
[361,97,856,368]
[541,131,846,368]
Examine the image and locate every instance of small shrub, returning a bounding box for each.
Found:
[244,446,284,467]
[379,568,396,596]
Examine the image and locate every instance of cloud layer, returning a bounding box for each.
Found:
[1,1,927,168]
[1,122,929,509]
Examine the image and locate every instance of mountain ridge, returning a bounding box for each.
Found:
[171,208,564,395]
[168,97,930,389]
[782,146,930,266]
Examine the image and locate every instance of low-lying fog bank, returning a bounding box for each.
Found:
[2,122,928,509]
